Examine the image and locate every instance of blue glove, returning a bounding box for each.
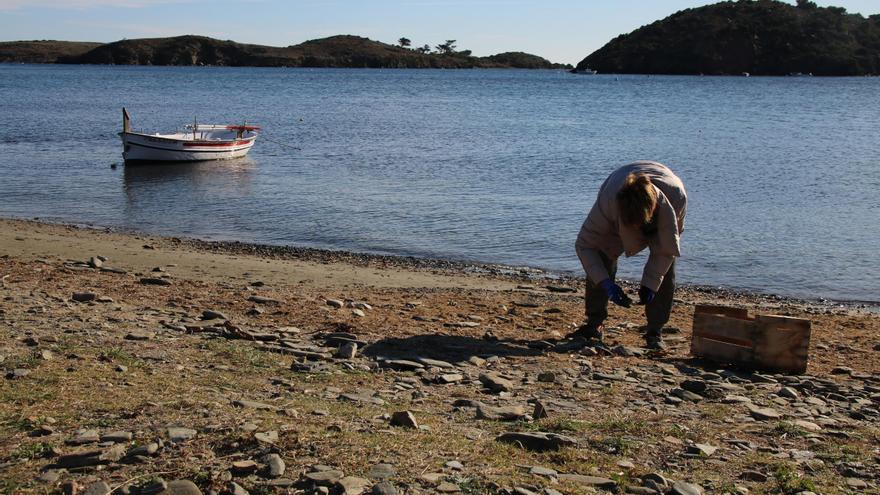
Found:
[638,286,656,305]
[599,279,629,307]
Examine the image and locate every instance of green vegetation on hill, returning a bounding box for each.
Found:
[0,40,102,63]
[575,0,880,76]
[1,34,568,69]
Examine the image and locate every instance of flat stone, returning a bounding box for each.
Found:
[390,411,418,429]
[336,476,371,495]
[529,466,557,477]
[6,368,30,380]
[748,405,782,421]
[556,474,617,490]
[227,482,248,495]
[436,482,461,493]
[68,429,101,445]
[202,310,228,320]
[846,478,868,489]
[417,357,456,369]
[495,432,576,452]
[232,399,275,410]
[326,299,344,308]
[127,442,159,457]
[739,471,768,482]
[479,372,514,392]
[339,393,385,405]
[445,460,464,470]
[72,292,97,303]
[158,480,202,495]
[475,404,527,421]
[140,277,172,286]
[381,359,424,371]
[254,430,279,444]
[305,470,345,486]
[248,295,280,305]
[100,431,133,442]
[368,463,396,480]
[82,481,111,495]
[37,469,64,483]
[778,387,799,400]
[687,443,718,457]
[167,427,197,443]
[232,460,259,474]
[336,342,358,359]
[671,481,704,495]
[438,373,464,384]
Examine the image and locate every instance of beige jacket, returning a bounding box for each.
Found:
[575,161,687,292]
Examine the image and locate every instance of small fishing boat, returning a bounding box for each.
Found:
[119,108,259,163]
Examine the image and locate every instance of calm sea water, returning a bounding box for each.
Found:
[0,64,878,303]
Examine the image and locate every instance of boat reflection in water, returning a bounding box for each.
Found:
[122,158,257,230]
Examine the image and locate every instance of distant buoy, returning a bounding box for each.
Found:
[110,163,117,169]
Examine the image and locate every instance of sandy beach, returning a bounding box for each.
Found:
[1,218,878,494]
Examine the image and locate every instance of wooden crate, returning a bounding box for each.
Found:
[690,305,811,374]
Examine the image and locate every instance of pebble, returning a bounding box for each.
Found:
[445,460,464,470]
[264,453,285,478]
[435,482,461,493]
[7,368,30,380]
[326,299,344,308]
[687,443,718,457]
[254,430,278,444]
[140,277,172,286]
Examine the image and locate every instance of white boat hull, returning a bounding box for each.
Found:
[121,132,256,163]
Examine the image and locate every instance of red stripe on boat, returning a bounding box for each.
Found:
[182,140,252,147]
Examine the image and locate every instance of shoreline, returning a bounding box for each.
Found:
[2,215,879,493]
[3,216,875,312]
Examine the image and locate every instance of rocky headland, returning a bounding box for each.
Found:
[0,36,568,70]
[1,218,878,495]
[576,0,880,76]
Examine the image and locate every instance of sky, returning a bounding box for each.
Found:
[1,0,878,65]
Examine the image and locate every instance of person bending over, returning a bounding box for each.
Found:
[572,161,687,350]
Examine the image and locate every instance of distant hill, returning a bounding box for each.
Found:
[0,40,102,63]
[575,0,880,76]
[0,35,568,69]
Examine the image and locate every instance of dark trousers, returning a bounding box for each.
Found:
[585,253,676,334]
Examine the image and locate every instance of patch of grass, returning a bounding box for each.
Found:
[587,435,634,455]
[102,347,145,368]
[202,340,275,369]
[8,442,53,461]
[771,462,818,495]
[521,418,586,433]
[586,414,650,436]
[452,476,498,494]
[700,403,732,421]
[772,421,809,438]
